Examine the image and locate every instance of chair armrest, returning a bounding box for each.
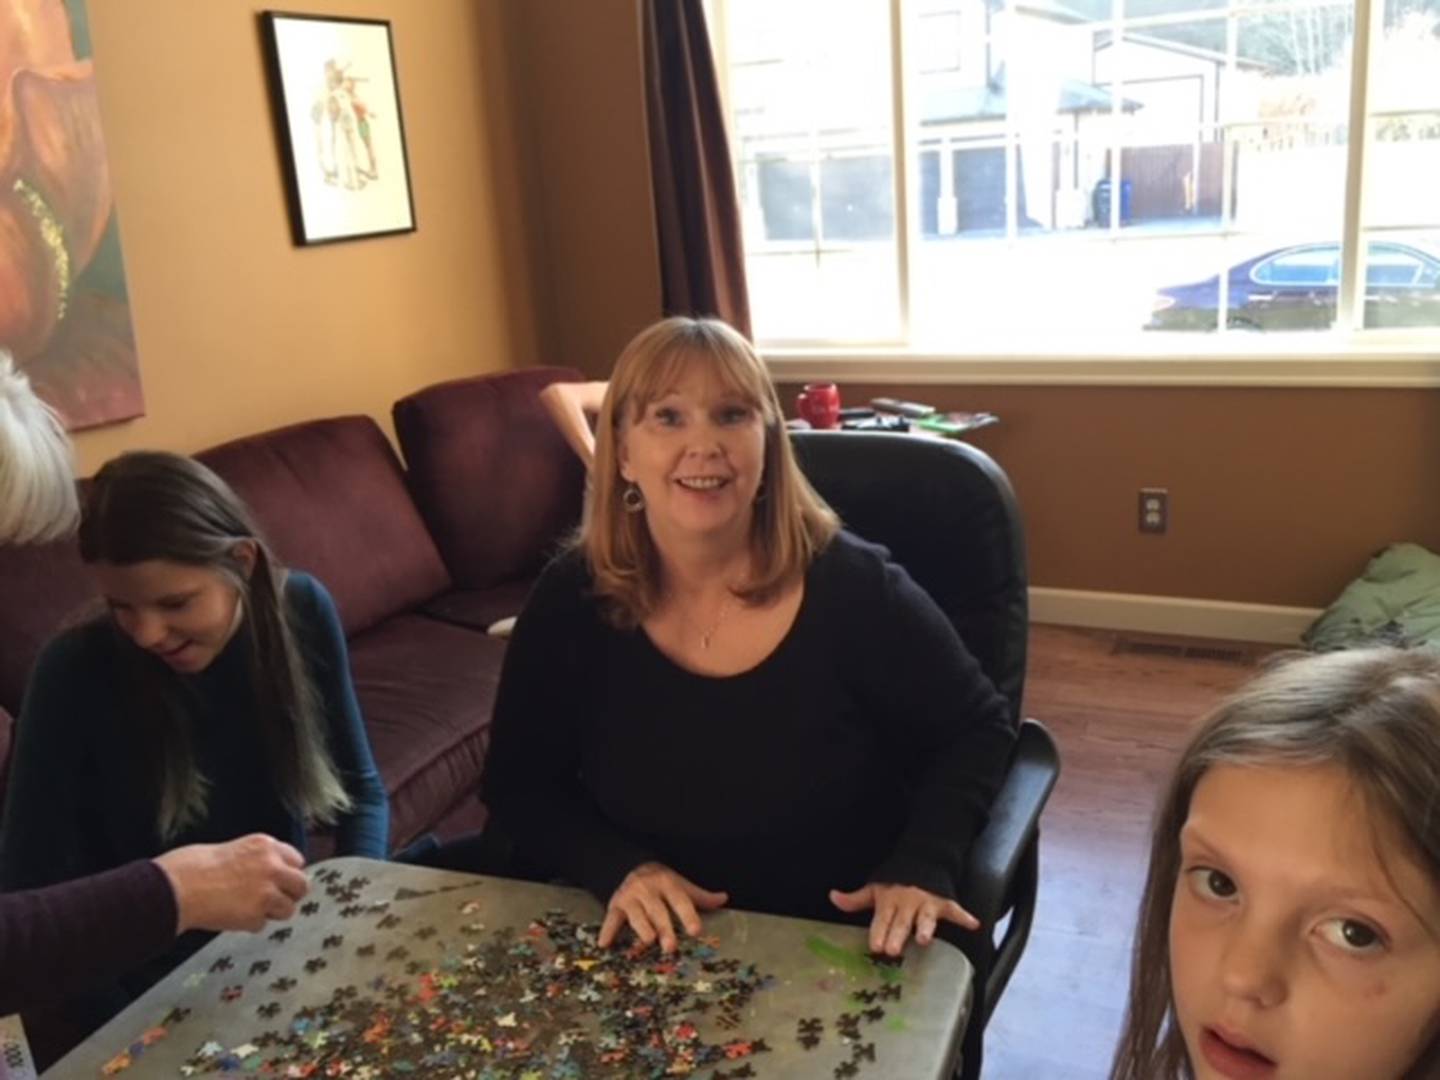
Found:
[960,719,1060,929]
[0,703,12,811]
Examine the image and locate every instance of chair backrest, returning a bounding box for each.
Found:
[790,431,1028,724]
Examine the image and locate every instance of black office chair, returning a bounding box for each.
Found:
[791,430,1061,1078]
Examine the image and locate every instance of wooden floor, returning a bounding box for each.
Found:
[981,625,1273,1079]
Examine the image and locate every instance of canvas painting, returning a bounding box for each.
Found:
[262,13,416,245]
[1,0,144,430]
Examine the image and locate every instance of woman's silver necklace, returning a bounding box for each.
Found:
[676,592,735,650]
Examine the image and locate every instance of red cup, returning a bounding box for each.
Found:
[796,382,841,429]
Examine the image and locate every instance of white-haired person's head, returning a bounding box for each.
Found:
[0,349,79,544]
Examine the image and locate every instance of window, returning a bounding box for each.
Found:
[712,0,1440,358]
[1366,244,1428,286]
[725,1,903,341]
[1252,248,1339,286]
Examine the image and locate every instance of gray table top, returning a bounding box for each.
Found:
[49,858,972,1080]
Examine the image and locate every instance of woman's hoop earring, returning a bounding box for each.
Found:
[622,483,646,513]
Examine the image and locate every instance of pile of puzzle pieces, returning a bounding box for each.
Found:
[99,868,905,1080]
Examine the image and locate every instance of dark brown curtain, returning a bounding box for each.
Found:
[641,0,753,340]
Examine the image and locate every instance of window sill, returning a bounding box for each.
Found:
[762,340,1440,388]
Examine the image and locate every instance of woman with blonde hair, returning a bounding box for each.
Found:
[480,316,1015,958]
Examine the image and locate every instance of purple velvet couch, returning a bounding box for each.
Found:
[0,366,586,856]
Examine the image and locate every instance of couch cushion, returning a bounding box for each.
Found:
[393,368,585,590]
[427,789,489,842]
[199,417,451,637]
[345,614,504,850]
[0,536,98,715]
[420,579,538,633]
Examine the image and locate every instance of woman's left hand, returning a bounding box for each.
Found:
[829,883,980,957]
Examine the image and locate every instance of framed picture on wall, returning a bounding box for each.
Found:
[261,12,416,245]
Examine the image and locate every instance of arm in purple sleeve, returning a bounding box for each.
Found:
[0,860,177,1015]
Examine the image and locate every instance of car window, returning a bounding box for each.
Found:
[1252,248,1339,286]
[1366,245,1423,287]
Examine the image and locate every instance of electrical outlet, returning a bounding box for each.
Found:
[1139,488,1168,534]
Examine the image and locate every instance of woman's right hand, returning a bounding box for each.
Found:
[152,834,310,934]
[598,861,728,953]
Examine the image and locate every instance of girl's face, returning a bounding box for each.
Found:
[617,363,766,553]
[1170,763,1440,1080]
[94,554,250,674]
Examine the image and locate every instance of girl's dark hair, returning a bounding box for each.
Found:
[79,451,351,841]
[1109,647,1440,1080]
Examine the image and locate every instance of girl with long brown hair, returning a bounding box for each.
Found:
[1110,648,1440,1080]
[0,451,387,1042]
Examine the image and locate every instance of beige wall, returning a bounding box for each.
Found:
[505,0,662,377]
[779,382,1440,609]
[71,0,541,473]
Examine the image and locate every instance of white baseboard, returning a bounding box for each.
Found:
[1030,587,1323,646]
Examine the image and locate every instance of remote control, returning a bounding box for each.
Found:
[870,397,935,419]
[842,414,910,432]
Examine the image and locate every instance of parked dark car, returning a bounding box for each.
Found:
[1147,241,1440,331]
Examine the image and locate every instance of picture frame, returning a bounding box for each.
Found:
[261,12,417,245]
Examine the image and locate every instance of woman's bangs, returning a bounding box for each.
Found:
[624,345,768,421]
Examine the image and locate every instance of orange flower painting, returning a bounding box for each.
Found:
[0,0,142,430]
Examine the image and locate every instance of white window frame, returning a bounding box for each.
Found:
[710,0,1440,387]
